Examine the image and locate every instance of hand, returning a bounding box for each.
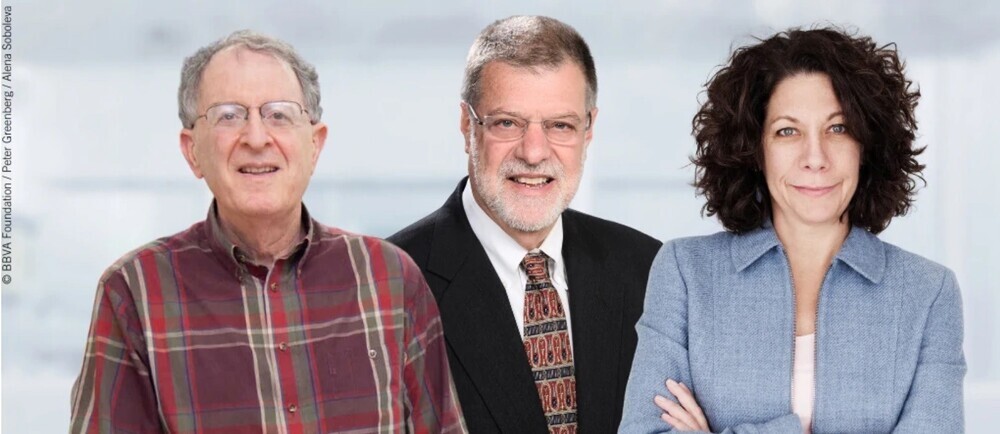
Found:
[654,379,711,432]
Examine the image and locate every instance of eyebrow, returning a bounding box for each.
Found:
[207,100,301,108]
[767,111,844,127]
[205,101,247,111]
[486,108,583,121]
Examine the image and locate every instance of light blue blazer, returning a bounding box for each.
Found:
[619,225,965,433]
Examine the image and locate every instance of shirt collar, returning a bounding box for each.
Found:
[731,220,885,284]
[204,200,316,269]
[462,182,568,288]
[834,225,886,283]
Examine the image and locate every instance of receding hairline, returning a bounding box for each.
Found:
[474,60,592,110]
[461,15,598,111]
[193,45,305,110]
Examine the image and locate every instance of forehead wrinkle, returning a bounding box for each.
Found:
[479,61,566,100]
[197,46,301,110]
[478,63,587,119]
[482,108,583,122]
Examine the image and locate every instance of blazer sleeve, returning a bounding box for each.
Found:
[619,241,692,433]
[892,269,966,433]
[618,241,801,434]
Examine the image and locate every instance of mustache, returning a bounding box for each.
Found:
[497,159,564,179]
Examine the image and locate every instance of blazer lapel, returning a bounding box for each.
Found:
[425,179,548,433]
[562,211,618,432]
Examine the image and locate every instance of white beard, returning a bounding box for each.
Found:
[469,138,583,233]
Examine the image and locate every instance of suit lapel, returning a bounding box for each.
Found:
[426,180,548,433]
[563,211,618,432]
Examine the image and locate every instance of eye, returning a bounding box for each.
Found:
[549,121,577,131]
[492,117,522,129]
[214,111,243,126]
[829,124,847,134]
[262,103,300,127]
[776,127,796,137]
[209,105,248,126]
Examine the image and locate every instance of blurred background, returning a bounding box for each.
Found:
[2,0,998,431]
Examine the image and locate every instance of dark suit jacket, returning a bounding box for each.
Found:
[388,178,662,433]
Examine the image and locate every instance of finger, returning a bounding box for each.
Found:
[665,380,699,415]
[674,381,709,431]
[653,394,673,412]
[666,380,708,431]
[660,409,694,431]
[654,395,689,422]
[656,392,701,431]
[679,383,709,431]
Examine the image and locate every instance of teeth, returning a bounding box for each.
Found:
[513,177,550,186]
[240,167,277,174]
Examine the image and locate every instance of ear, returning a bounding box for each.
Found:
[309,122,328,169]
[460,102,472,155]
[179,128,204,179]
[582,107,599,151]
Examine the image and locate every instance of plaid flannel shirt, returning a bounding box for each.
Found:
[70,204,465,433]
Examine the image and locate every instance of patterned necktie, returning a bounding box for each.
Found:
[522,252,577,434]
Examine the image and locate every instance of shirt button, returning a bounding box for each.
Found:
[279,342,288,352]
[269,282,278,292]
[368,349,377,359]
[287,403,297,413]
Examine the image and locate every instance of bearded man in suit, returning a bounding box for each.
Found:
[388,15,662,434]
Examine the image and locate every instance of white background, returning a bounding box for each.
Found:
[2,0,998,431]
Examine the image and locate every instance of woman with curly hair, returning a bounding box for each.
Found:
[619,27,965,433]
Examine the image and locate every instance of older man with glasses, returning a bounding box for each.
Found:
[389,16,661,434]
[70,30,465,433]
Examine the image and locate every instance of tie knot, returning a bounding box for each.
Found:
[522,252,551,284]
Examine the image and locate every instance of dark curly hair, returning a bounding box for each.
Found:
[691,26,924,234]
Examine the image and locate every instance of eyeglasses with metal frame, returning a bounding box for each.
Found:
[191,101,313,130]
[465,102,592,144]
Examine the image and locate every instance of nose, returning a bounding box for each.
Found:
[240,111,272,150]
[514,122,552,165]
[800,131,829,171]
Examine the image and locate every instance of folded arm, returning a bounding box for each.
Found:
[618,242,800,434]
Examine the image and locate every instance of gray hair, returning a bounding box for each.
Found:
[178,29,322,128]
[462,16,597,111]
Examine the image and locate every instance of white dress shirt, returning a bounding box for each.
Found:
[462,182,574,350]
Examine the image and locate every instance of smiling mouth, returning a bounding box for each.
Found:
[509,176,554,186]
[239,166,279,175]
[793,184,836,196]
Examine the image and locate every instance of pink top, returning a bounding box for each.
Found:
[792,333,815,434]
